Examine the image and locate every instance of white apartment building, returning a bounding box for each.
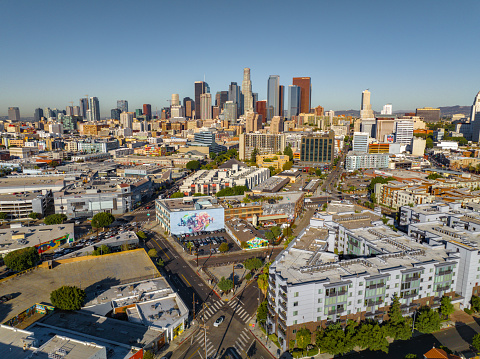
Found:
[345,151,389,171]
[394,120,414,144]
[352,132,369,153]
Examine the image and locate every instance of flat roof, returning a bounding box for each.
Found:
[35,310,162,348]
[226,218,265,243]
[158,196,222,212]
[0,249,159,323]
[0,223,74,254]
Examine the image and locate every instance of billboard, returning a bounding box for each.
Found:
[170,208,225,235]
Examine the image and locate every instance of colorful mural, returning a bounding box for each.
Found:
[3,303,54,327]
[246,237,268,249]
[35,234,71,254]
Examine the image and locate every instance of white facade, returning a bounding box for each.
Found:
[395,119,414,144]
[345,151,389,171]
[352,132,369,153]
[381,104,393,115]
[120,111,134,129]
[437,141,459,150]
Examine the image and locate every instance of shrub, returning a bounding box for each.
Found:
[245,273,252,281]
[4,247,39,272]
[148,249,158,258]
[464,308,473,315]
[44,213,67,225]
[91,212,115,229]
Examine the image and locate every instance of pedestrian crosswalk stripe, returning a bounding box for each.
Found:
[237,336,247,346]
[206,307,214,316]
[239,311,249,321]
[239,332,249,342]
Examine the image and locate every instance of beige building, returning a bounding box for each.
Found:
[376,118,395,141]
[411,137,426,156]
[245,112,262,133]
[9,147,38,159]
[256,154,289,170]
[270,116,284,134]
[239,132,286,161]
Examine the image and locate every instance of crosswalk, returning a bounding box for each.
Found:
[233,328,252,354]
[193,330,216,358]
[134,209,155,214]
[202,300,224,321]
[227,298,251,323]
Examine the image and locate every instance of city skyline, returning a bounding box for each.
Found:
[1,0,479,116]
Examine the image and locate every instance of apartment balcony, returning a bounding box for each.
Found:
[278,318,287,331]
[366,298,384,306]
[402,291,419,299]
[280,284,287,293]
[279,301,287,312]
[268,296,275,307]
[327,290,347,297]
[268,304,276,316]
[268,288,276,298]
[327,307,345,315]
[403,276,420,283]
[279,310,287,320]
[366,282,385,290]
[437,269,453,276]
[280,291,288,301]
[277,324,286,337]
[436,284,450,292]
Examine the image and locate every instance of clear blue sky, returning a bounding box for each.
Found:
[1,0,479,117]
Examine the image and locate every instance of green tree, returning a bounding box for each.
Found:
[427,172,443,180]
[245,272,252,280]
[384,296,412,340]
[271,226,281,238]
[282,161,293,171]
[354,321,389,353]
[136,231,147,240]
[44,213,67,225]
[148,248,158,258]
[283,145,293,161]
[0,212,7,220]
[283,227,292,237]
[257,300,267,323]
[170,192,185,198]
[218,276,234,292]
[367,176,396,192]
[244,257,263,271]
[415,306,441,333]
[472,295,480,312]
[426,137,434,149]
[28,212,40,220]
[215,185,249,197]
[472,333,480,351]
[157,258,164,267]
[440,295,454,319]
[3,247,40,272]
[257,273,268,294]
[316,323,350,356]
[186,241,194,254]
[92,245,111,256]
[404,354,417,359]
[219,242,229,253]
[186,160,201,171]
[296,327,312,351]
[268,166,277,176]
[50,285,86,310]
[251,148,259,163]
[315,169,322,176]
[143,350,155,359]
[91,212,115,229]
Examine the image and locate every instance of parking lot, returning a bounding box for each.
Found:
[172,230,240,256]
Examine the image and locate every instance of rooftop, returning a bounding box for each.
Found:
[0,249,159,323]
[158,196,221,212]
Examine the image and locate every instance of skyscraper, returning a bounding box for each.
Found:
[292,77,311,114]
[279,85,284,118]
[34,108,43,122]
[360,90,374,119]
[66,106,74,116]
[143,104,152,120]
[8,107,20,121]
[80,98,88,119]
[224,101,237,123]
[183,97,194,118]
[245,112,262,133]
[228,82,241,116]
[381,104,393,115]
[111,108,121,120]
[120,112,134,129]
[73,106,81,116]
[256,100,267,123]
[200,93,212,120]
[270,116,284,134]
[242,68,254,114]
[171,94,180,106]
[288,85,301,119]
[117,100,128,113]
[470,92,480,142]
[89,97,100,122]
[215,91,229,111]
[195,81,209,119]
[267,75,280,121]
[253,93,258,110]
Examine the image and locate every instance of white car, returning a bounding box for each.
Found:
[213,315,225,327]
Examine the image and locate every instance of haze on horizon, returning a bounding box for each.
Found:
[1,0,479,117]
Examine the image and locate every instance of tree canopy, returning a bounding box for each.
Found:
[440,295,454,319]
[91,212,115,229]
[472,295,480,312]
[257,273,268,293]
[472,333,480,351]
[415,306,441,333]
[44,213,67,225]
[427,173,443,180]
[170,192,185,198]
[148,248,158,258]
[215,185,248,197]
[283,145,293,161]
[28,212,40,219]
[257,300,268,323]
[218,276,234,292]
[367,176,396,192]
[219,242,229,253]
[186,160,201,171]
[3,246,40,272]
[384,296,412,341]
[244,257,263,271]
[92,245,111,256]
[50,285,86,310]
[295,327,312,350]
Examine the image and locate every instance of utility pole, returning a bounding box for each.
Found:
[232,263,235,293]
[193,293,195,321]
[201,302,208,359]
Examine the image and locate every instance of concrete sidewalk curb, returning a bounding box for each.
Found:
[248,327,277,359]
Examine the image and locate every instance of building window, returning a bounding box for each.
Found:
[293,302,298,307]
[293,321,297,326]
[294,292,299,297]
[318,289,323,294]
[396,275,399,279]
[293,311,298,316]
[358,290,363,295]
[318,298,322,303]
[317,307,322,312]
[317,316,321,321]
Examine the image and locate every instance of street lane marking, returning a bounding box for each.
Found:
[182,274,192,287]
[153,238,170,260]
[187,346,201,359]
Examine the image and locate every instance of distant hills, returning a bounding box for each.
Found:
[335,105,472,118]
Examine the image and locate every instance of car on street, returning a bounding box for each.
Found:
[213,315,225,327]
[235,264,243,269]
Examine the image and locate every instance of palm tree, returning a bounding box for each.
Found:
[186,241,194,255]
